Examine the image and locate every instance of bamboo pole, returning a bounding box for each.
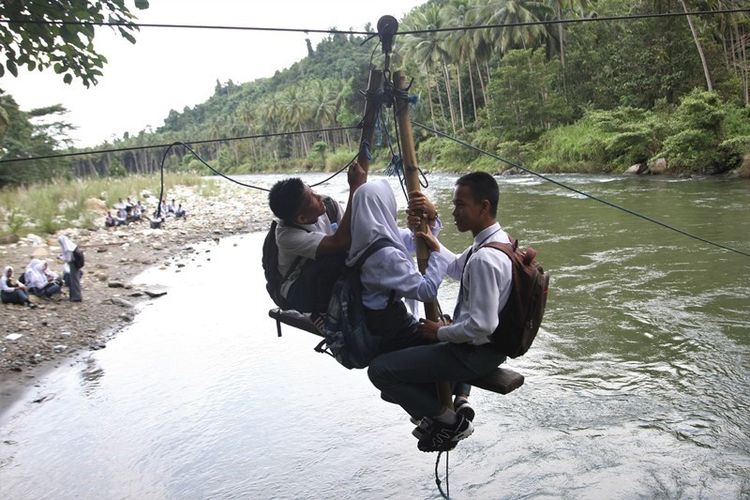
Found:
[393,71,453,410]
[357,69,383,173]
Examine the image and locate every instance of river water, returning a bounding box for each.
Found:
[1,173,748,499]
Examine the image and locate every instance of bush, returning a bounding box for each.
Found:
[658,89,741,173]
[325,149,357,172]
[417,137,477,170]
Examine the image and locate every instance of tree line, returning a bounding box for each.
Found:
[1,0,749,186]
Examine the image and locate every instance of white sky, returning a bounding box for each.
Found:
[1,0,425,148]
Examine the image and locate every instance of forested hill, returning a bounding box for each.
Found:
[2,0,749,185]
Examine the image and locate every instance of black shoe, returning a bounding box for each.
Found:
[454,399,475,422]
[417,414,474,453]
[411,417,431,440]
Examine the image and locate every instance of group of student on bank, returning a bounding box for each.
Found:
[1,235,84,308]
[105,197,186,228]
[268,164,512,452]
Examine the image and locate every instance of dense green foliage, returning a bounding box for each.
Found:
[0,0,149,87]
[1,0,749,185]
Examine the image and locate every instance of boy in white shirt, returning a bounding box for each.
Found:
[268,162,366,314]
[368,172,512,453]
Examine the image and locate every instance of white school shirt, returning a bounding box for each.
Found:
[359,226,452,310]
[275,201,343,298]
[1,275,18,292]
[437,223,513,345]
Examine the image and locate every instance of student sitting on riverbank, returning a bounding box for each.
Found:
[105,211,118,228]
[1,266,36,307]
[130,202,142,222]
[24,259,62,299]
[175,203,186,218]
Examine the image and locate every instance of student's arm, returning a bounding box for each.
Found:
[315,162,366,256]
[360,247,451,303]
[0,276,13,292]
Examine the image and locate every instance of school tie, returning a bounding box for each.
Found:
[452,246,474,319]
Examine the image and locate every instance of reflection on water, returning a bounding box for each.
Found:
[0,174,748,499]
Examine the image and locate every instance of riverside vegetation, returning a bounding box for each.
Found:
[1,0,749,188]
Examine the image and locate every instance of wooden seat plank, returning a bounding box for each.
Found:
[268,308,524,395]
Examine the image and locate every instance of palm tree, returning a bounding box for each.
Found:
[470,0,552,54]
[679,0,713,91]
[443,0,473,128]
[408,4,457,133]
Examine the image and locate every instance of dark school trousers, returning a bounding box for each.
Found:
[368,342,506,418]
[68,263,82,301]
[285,254,346,314]
[365,300,427,354]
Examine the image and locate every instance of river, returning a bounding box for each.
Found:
[1,173,748,499]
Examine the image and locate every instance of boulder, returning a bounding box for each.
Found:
[25,233,44,246]
[650,158,668,175]
[0,234,19,245]
[625,163,648,175]
[111,297,135,308]
[85,198,107,211]
[31,247,49,258]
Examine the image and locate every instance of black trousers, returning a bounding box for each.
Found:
[285,254,346,314]
[365,300,429,354]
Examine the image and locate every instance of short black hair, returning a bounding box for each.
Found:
[455,172,499,217]
[269,177,306,223]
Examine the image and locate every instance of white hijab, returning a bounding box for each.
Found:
[25,259,47,288]
[2,266,11,284]
[58,235,76,262]
[58,235,76,253]
[346,180,408,266]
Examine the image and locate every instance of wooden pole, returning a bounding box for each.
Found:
[393,71,453,410]
[393,71,439,320]
[357,69,383,173]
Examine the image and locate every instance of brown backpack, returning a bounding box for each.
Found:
[482,239,550,358]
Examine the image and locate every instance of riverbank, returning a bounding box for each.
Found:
[0,180,271,416]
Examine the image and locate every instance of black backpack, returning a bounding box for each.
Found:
[314,238,393,369]
[262,196,339,309]
[72,247,85,268]
[482,239,550,358]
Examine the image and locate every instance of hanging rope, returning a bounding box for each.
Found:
[413,121,750,258]
[435,451,451,499]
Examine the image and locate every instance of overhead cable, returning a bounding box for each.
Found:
[413,121,750,259]
[0,125,360,164]
[1,8,748,36]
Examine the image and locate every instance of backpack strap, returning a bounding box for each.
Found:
[353,238,393,269]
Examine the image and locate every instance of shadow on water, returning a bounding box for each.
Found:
[0,174,749,499]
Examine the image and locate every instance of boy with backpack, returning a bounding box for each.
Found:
[265,162,366,315]
[368,172,518,453]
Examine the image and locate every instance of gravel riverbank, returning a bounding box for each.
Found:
[0,181,271,415]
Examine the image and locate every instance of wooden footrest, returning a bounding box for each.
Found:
[469,367,524,395]
[268,308,524,395]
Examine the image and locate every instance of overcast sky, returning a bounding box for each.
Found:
[1,0,425,148]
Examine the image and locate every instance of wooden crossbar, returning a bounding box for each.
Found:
[268,308,524,395]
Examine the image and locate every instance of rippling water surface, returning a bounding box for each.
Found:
[1,174,748,499]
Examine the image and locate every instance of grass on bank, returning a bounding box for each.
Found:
[0,173,207,237]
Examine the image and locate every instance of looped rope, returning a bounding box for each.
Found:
[435,450,450,499]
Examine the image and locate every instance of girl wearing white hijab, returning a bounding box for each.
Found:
[59,235,82,302]
[347,180,452,353]
[25,259,62,298]
[1,266,35,307]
